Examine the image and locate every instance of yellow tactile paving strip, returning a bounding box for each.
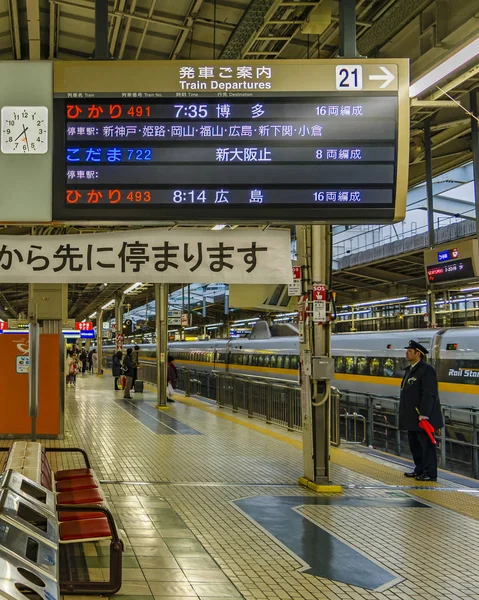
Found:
[176,393,479,521]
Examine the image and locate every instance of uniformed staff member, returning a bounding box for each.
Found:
[399,340,444,482]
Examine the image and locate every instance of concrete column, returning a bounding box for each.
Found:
[155,283,169,407]
[470,90,479,242]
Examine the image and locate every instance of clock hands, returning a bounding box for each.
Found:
[15,125,29,151]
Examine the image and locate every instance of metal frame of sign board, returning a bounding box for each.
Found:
[52,59,409,225]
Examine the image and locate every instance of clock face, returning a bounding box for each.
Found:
[1,106,48,154]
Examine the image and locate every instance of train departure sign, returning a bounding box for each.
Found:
[52,59,409,224]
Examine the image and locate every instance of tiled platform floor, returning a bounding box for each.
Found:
[13,372,479,599]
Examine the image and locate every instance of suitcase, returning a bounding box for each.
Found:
[134,380,144,393]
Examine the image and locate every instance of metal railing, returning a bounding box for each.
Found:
[130,360,479,480]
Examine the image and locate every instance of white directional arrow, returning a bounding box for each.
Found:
[368,66,395,89]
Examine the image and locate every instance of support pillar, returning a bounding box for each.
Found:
[96,309,103,375]
[424,118,435,248]
[298,225,334,485]
[115,293,124,349]
[338,0,358,57]
[93,0,109,60]
[155,283,168,408]
[427,291,436,328]
[470,90,479,240]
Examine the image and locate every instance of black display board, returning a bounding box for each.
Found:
[53,94,399,223]
[426,258,475,283]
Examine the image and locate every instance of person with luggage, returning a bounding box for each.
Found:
[67,351,80,387]
[92,349,98,374]
[112,350,123,391]
[122,348,135,400]
[167,355,177,403]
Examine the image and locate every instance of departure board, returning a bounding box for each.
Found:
[427,258,475,283]
[52,60,409,224]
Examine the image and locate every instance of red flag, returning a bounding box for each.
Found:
[419,419,437,445]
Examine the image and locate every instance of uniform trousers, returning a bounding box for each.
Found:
[408,430,437,478]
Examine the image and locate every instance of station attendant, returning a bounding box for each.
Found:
[399,340,444,481]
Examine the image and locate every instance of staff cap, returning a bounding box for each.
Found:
[405,340,428,355]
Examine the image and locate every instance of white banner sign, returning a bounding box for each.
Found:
[0,228,292,284]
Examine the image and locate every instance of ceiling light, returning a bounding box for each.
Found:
[460,285,479,292]
[405,303,427,309]
[409,36,479,97]
[89,312,97,318]
[101,299,115,310]
[124,282,143,294]
[211,224,226,231]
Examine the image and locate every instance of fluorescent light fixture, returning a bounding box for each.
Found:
[81,319,86,322]
[460,285,479,292]
[124,282,143,294]
[276,312,298,317]
[89,312,97,318]
[184,326,199,330]
[405,303,427,309]
[101,299,115,310]
[212,224,226,231]
[410,36,479,97]
[354,296,407,307]
[232,317,259,324]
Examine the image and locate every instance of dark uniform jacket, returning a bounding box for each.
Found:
[399,360,444,431]
[122,355,135,378]
[112,355,122,377]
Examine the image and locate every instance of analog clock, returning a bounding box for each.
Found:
[1,106,48,154]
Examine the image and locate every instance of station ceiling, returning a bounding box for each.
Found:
[0,0,478,319]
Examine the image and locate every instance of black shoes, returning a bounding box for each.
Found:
[404,471,418,478]
[167,398,175,403]
[415,474,437,482]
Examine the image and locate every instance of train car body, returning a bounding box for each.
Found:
[102,325,479,407]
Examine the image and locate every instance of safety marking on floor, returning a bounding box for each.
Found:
[114,398,201,435]
[233,495,430,591]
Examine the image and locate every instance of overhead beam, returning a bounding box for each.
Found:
[353,266,424,287]
[8,0,21,59]
[357,0,433,56]
[26,0,41,58]
[170,0,205,60]
[219,0,277,59]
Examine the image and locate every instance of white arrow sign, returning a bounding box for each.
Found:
[368,66,395,89]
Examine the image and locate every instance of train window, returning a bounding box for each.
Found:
[345,357,355,374]
[356,357,368,375]
[252,354,258,366]
[276,355,283,368]
[264,356,270,367]
[383,358,395,377]
[290,356,299,370]
[242,355,248,365]
[258,355,264,367]
[284,356,290,369]
[370,357,381,376]
[446,343,458,350]
[334,356,345,373]
[270,356,277,368]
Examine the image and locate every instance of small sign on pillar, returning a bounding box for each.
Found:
[312,284,327,324]
[116,333,124,350]
[288,267,302,296]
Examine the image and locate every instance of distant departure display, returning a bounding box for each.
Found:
[427,258,475,283]
[54,95,398,222]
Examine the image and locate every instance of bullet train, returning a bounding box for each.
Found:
[103,322,479,408]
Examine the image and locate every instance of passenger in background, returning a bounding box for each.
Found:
[88,348,94,372]
[123,348,134,400]
[167,355,177,403]
[92,349,98,374]
[112,350,123,390]
[80,348,87,374]
[67,352,79,388]
[132,345,140,389]
[399,340,444,482]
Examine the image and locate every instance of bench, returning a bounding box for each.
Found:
[0,442,124,595]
